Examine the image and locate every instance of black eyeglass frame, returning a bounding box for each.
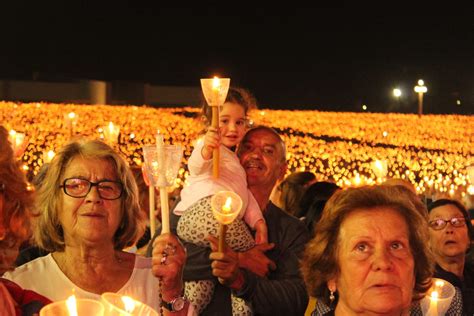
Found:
[59,178,124,200]
[428,217,466,231]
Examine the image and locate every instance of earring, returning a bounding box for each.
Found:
[329,290,335,303]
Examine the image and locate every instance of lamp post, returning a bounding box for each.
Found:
[414,79,427,117]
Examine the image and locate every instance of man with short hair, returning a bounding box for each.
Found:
[184,126,310,315]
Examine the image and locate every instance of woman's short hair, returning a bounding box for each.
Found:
[0,126,34,244]
[34,138,145,251]
[201,87,257,125]
[300,185,433,306]
[427,198,474,241]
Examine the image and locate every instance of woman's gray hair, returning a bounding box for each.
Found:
[34,138,145,251]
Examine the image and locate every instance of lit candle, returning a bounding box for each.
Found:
[218,197,233,252]
[156,132,170,234]
[121,296,137,313]
[427,290,438,315]
[66,295,78,316]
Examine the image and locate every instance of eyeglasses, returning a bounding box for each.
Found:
[60,178,123,200]
[428,217,466,230]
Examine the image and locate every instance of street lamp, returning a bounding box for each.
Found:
[414,79,427,117]
[393,88,402,98]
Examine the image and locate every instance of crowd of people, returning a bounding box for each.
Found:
[0,87,473,315]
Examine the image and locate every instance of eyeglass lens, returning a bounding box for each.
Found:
[429,217,466,230]
[63,178,122,200]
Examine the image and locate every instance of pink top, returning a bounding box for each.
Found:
[174,141,263,228]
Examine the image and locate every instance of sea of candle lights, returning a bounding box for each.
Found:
[1,101,473,200]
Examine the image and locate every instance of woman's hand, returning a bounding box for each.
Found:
[201,127,220,160]
[151,233,186,302]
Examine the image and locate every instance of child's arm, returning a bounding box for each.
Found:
[253,219,268,245]
[244,191,268,244]
[201,127,220,160]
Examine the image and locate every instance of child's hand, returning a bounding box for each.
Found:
[254,219,268,244]
[201,127,220,160]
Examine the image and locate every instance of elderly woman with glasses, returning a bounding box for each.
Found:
[428,198,474,316]
[3,139,192,315]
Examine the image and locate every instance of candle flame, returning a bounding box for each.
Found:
[435,280,445,287]
[66,295,78,316]
[430,290,439,301]
[212,76,220,90]
[223,197,232,213]
[9,129,16,137]
[108,121,114,130]
[68,112,76,119]
[121,295,136,313]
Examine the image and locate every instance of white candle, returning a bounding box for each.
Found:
[156,132,170,234]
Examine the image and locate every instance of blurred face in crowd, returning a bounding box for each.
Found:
[59,157,123,247]
[238,128,286,190]
[329,207,415,315]
[428,204,470,260]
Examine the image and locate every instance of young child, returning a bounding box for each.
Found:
[174,87,266,315]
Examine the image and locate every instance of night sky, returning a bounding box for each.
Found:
[1,3,473,114]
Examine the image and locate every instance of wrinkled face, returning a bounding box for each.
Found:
[238,129,287,190]
[219,102,246,148]
[329,208,415,315]
[428,204,470,259]
[59,157,122,247]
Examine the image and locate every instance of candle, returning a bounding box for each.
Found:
[66,295,79,316]
[156,132,170,234]
[218,197,233,252]
[427,290,438,315]
[211,76,221,178]
[142,164,156,236]
[212,76,221,105]
[121,296,136,313]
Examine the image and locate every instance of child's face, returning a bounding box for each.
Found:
[219,102,246,148]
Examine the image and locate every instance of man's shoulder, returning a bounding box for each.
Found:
[266,202,307,227]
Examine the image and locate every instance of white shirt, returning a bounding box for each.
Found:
[4,254,160,311]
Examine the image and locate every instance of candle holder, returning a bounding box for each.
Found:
[40,296,104,316]
[103,121,121,144]
[419,278,455,316]
[200,77,230,178]
[142,143,183,234]
[210,191,242,252]
[101,292,158,316]
[371,159,388,183]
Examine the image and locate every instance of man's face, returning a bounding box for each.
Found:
[238,128,287,190]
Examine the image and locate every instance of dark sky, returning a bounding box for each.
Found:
[1,3,473,113]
